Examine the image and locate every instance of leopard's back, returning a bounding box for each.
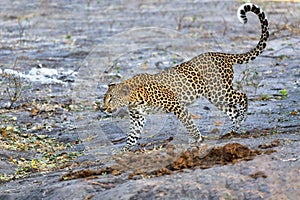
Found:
[153,52,234,105]
[154,62,205,105]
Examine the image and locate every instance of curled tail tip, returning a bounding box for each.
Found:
[237,3,264,24]
[234,3,269,64]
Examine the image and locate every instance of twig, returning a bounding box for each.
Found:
[5,57,24,108]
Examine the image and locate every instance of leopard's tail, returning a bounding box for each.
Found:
[232,3,269,64]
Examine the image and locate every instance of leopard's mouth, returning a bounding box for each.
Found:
[100,106,112,113]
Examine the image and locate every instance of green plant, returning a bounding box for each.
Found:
[261,94,270,101]
[279,89,288,100]
[235,65,262,95]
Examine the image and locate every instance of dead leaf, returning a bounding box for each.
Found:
[215,121,222,126]
[191,113,202,119]
[1,129,7,138]
[31,108,39,116]
[9,156,17,164]
[291,111,297,116]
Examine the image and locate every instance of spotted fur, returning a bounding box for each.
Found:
[102,3,269,151]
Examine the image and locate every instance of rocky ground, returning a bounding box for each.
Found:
[0,0,299,199]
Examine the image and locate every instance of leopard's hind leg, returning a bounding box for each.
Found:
[205,85,248,132]
[217,89,248,132]
[225,89,248,131]
[169,102,202,143]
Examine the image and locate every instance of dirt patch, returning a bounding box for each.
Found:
[258,139,280,149]
[61,142,274,181]
[219,125,300,140]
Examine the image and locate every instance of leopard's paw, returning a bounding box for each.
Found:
[189,135,203,144]
[122,146,130,152]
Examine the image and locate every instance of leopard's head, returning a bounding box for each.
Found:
[101,82,131,113]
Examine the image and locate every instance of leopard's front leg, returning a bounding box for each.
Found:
[147,84,202,144]
[122,107,146,151]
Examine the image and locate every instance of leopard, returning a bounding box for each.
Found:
[101,3,269,151]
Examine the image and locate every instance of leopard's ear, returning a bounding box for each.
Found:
[120,84,130,96]
[108,82,116,87]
